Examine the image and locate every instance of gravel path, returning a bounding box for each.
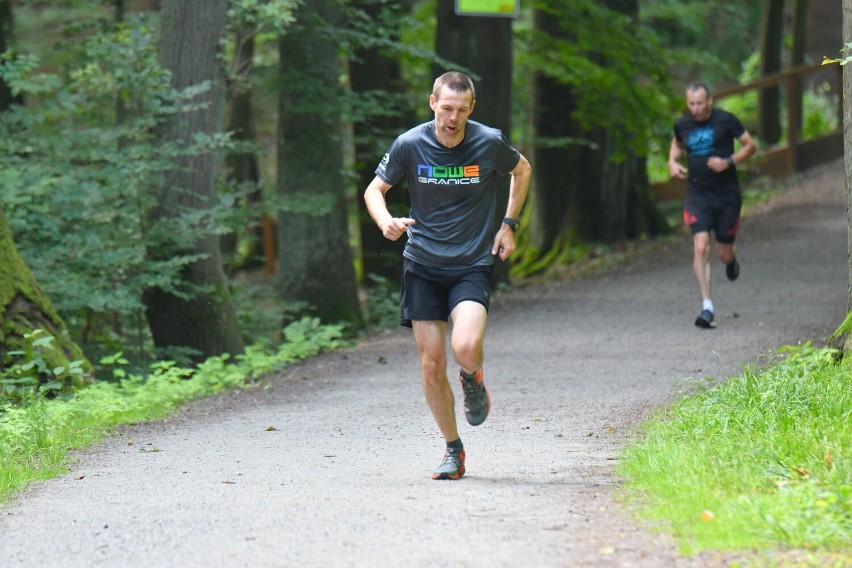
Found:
[1,162,847,568]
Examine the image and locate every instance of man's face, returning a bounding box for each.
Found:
[430,85,475,143]
[686,88,713,122]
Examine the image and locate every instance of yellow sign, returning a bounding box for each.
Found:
[455,0,520,18]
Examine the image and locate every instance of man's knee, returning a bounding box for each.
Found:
[716,242,735,263]
[693,233,711,257]
[451,336,483,368]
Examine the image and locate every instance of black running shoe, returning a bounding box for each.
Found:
[695,309,715,329]
[432,447,465,480]
[726,257,740,281]
[459,368,491,426]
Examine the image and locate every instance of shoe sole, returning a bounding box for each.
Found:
[694,316,716,329]
[431,466,465,480]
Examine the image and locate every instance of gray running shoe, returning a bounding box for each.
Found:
[459,368,491,426]
[695,309,715,328]
[432,447,466,480]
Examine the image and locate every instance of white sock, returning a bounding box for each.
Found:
[703,298,714,312]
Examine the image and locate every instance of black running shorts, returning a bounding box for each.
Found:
[399,258,493,328]
[683,189,741,244]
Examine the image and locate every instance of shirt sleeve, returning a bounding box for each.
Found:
[495,132,521,175]
[728,113,746,139]
[375,138,405,185]
[673,119,684,144]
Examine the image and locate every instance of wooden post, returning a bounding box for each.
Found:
[786,75,800,173]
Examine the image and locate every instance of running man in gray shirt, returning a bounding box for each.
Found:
[364,71,532,480]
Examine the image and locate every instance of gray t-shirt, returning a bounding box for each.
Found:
[375,120,521,269]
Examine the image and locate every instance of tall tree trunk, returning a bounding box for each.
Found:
[530,65,582,251]
[531,0,669,248]
[806,0,842,93]
[350,0,415,283]
[846,0,852,316]
[129,0,160,11]
[276,0,362,326]
[829,0,852,353]
[222,27,264,273]
[434,0,514,285]
[0,0,22,110]
[143,0,244,361]
[584,0,669,243]
[791,0,807,137]
[759,0,785,145]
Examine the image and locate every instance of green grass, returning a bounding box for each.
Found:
[0,318,343,503]
[619,343,852,561]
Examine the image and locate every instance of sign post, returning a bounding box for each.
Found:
[454,0,520,18]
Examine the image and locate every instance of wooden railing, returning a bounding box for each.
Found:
[653,62,843,201]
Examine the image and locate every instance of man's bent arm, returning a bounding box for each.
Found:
[504,154,532,219]
[668,137,687,179]
[364,175,414,242]
[731,131,757,165]
[492,154,532,261]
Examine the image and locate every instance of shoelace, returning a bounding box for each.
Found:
[461,377,484,399]
[440,449,462,468]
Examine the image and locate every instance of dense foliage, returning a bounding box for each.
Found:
[0,0,838,374]
[1,16,242,362]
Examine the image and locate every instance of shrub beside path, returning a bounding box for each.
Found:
[1,162,846,567]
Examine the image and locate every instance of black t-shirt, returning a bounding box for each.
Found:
[673,108,746,194]
[376,120,520,269]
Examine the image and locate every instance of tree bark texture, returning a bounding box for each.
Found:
[791,0,808,134]
[530,65,583,251]
[434,0,514,285]
[350,0,415,283]
[222,28,263,272]
[530,0,668,249]
[277,0,362,326]
[143,0,245,361]
[806,0,842,92]
[829,0,852,353]
[0,0,22,110]
[759,0,785,145]
[0,208,92,386]
[844,0,852,315]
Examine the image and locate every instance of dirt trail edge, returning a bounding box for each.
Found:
[2,163,846,568]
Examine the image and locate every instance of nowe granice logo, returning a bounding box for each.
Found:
[417,164,480,185]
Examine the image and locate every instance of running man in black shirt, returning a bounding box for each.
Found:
[364,71,532,479]
[669,81,757,328]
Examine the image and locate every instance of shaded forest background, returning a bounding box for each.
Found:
[0,0,843,390]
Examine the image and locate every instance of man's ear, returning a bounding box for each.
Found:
[429,94,437,111]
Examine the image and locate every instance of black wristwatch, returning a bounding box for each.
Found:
[502,217,520,231]
[725,156,735,167]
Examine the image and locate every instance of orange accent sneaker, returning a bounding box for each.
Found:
[432,447,465,480]
[459,368,491,426]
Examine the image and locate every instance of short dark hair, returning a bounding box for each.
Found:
[686,81,711,98]
[432,71,476,102]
